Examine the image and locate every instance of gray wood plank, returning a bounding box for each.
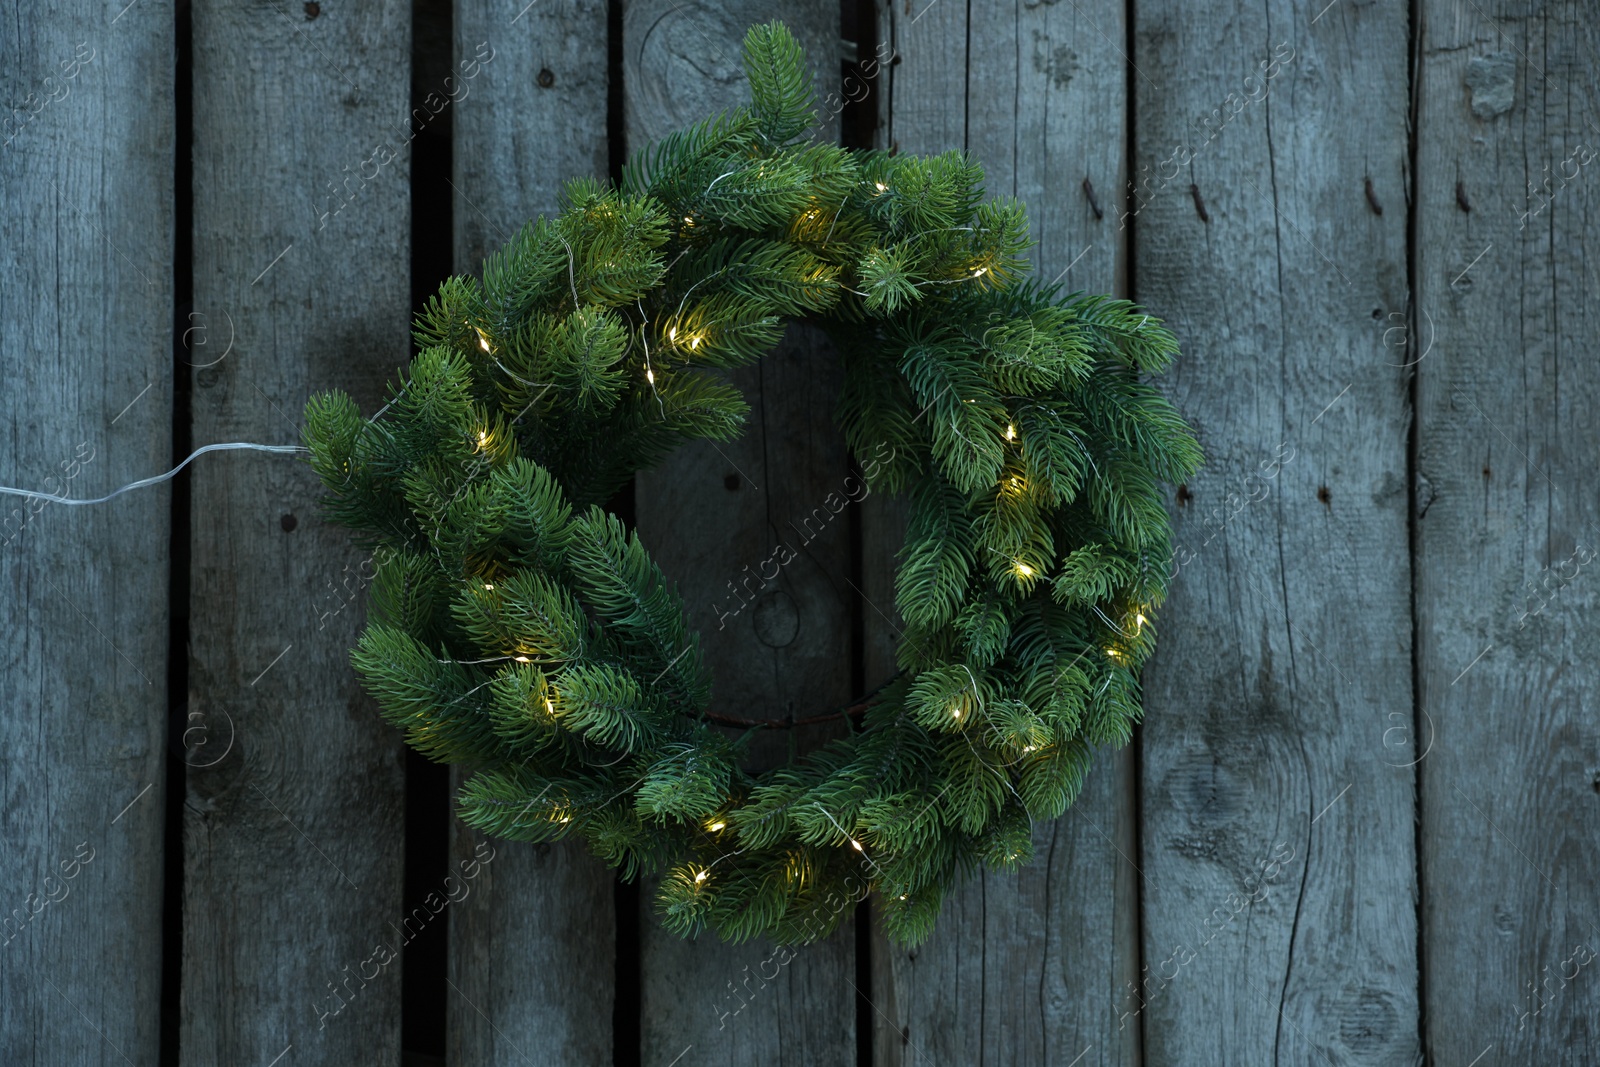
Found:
[1415,3,1600,1060]
[633,323,859,1067]
[0,12,170,1064]
[451,0,610,273]
[183,4,411,1061]
[446,3,617,1061]
[868,1,1140,1063]
[1133,2,1418,1063]
[625,3,858,1063]
[447,828,613,1065]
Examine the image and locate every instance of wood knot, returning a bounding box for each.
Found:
[752,591,799,648]
[1162,752,1249,828]
[1337,989,1397,1052]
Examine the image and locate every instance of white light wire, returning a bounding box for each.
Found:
[0,442,308,507]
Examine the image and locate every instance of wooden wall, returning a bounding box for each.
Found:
[1,0,1596,1062]
[1416,0,1600,1058]
[1,4,171,1064]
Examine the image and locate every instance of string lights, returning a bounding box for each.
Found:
[304,20,1200,948]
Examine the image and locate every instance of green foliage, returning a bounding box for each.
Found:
[895,476,977,633]
[743,21,814,144]
[552,662,667,753]
[305,19,1201,949]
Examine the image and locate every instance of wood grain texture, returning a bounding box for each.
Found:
[625,2,858,1063]
[452,0,610,272]
[183,3,411,1061]
[1415,1,1600,1058]
[447,829,613,1065]
[447,3,617,1060]
[1133,1,1418,1062]
[869,1,1140,1062]
[0,9,171,1063]
[632,326,859,1066]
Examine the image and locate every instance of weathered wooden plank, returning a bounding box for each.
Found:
[0,11,170,1064]
[1416,3,1600,1059]
[183,4,411,1061]
[625,3,859,1063]
[965,0,1127,295]
[446,3,616,1061]
[1133,1,1418,1062]
[868,1,1140,1063]
[451,0,609,275]
[633,318,860,1066]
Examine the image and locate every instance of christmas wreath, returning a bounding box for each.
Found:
[303,22,1201,945]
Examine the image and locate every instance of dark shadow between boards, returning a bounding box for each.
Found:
[402,0,456,1062]
[161,1,195,1063]
[608,1,646,1063]
[841,3,879,1063]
